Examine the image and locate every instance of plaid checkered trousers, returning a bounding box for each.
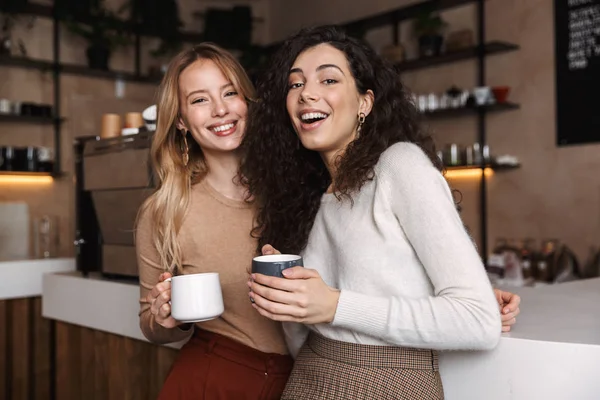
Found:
[281,333,444,399]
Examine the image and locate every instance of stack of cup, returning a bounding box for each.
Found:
[100,114,122,139]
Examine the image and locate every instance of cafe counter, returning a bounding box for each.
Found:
[39,272,600,400]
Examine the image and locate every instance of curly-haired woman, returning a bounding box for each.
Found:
[242,25,517,399]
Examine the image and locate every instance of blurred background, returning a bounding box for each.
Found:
[0,0,599,398]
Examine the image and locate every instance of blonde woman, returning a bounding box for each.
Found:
[135,44,292,400]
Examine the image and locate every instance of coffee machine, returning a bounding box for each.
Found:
[74,132,155,279]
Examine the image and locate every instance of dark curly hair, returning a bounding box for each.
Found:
[239,25,442,255]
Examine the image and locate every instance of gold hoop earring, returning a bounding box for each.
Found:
[181,130,189,166]
[357,112,366,138]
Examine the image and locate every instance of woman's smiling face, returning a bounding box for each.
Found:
[286,43,372,161]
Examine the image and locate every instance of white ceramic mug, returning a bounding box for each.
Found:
[473,86,493,106]
[166,272,224,323]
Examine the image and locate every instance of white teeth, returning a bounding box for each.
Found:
[301,112,328,121]
[212,123,235,132]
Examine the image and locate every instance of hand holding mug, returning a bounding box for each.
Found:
[249,244,340,324]
[147,272,179,329]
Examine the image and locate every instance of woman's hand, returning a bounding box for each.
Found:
[146,272,179,329]
[249,245,340,324]
[494,288,521,332]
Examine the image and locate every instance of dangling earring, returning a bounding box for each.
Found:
[181,130,189,166]
[356,112,366,139]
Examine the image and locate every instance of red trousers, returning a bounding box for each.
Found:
[158,329,293,400]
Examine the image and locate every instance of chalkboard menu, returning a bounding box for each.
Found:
[554,0,600,146]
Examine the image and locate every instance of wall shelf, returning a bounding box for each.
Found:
[0,171,54,176]
[20,3,204,43]
[59,63,160,84]
[424,102,520,118]
[344,0,480,32]
[0,55,53,71]
[0,114,64,124]
[397,41,519,72]
[0,56,159,84]
[446,164,520,171]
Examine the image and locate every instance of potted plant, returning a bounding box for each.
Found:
[63,1,130,70]
[122,0,183,77]
[55,0,96,20]
[413,10,447,57]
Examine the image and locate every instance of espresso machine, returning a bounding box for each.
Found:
[74,132,155,279]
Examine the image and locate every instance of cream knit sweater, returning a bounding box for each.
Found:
[284,142,501,357]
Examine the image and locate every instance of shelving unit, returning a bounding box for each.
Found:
[0,114,63,124]
[0,2,205,178]
[446,164,520,171]
[319,0,520,259]
[0,170,53,175]
[424,102,520,118]
[396,41,518,72]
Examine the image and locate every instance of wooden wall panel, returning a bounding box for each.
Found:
[53,321,178,400]
[0,300,7,399]
[93,330,110,400]
[1,299,178,399]
[10,298,31,400]
[55,321,82,399]
[1,298,52,400]
[32,298,51,400]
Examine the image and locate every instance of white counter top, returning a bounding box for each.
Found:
[42,272,600,399]
[42,272,185,349]
[440,278,600,400]
[496,278,600,346]
[0,258,75,300]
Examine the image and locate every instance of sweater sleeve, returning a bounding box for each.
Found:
[331,142,501,350]
[136,208,193,345]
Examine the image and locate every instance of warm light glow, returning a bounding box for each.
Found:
[445,167,494,179]
[0,175,54,184]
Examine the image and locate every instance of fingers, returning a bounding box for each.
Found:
[149,279,171,300]
[158,272,173,282]
[262,244,281,255]
[150,289,171,316]
[500,292,521,314]
[157,302,171,320]
[501,310,517,322]
[250,273,307,292]
[250,279,299,305]
[512,307,521,318]
[250,291,306,321]
[502,325,512,333]
[281,266,318,279]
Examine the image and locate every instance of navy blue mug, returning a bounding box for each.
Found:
[252,254,303,278]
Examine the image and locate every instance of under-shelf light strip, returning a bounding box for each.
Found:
[444,167,494,179]
[0,175,54,184]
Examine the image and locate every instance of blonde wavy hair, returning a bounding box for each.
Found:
[139,43,256,272]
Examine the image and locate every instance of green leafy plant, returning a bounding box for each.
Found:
[120,0,184,59]
[413,10,447,37]
[63,1,131,51]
